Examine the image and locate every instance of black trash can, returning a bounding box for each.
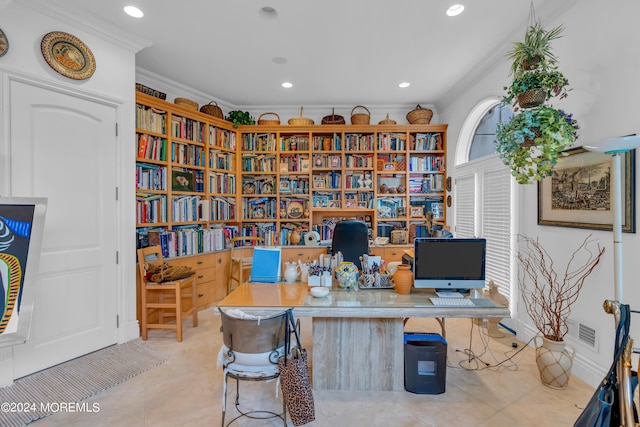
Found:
[404,333,447,394]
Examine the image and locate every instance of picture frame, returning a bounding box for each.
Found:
[328,200,341,208]
[312,196,329,208]
[538,146,636,232]
[172,170,195,192]
[313,176,326,189]
[410,206,424,218]
[383,162,395,171]
[345,199,357,208]
[330,156,341,168]
[279,179,291,193]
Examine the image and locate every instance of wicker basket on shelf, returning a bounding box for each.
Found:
[378,113,397,125]
[406,104,433,124]
[288,107,314,125]
[199,101,224,118]
[350,105,370,125]
[321,108,346,125]
[174,97,198,111]
[258,112,281,125]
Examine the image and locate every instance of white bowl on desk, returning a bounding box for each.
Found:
[309,287,330,298]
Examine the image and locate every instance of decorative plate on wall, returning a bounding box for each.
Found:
[0,28,8,57]
[41,31,96,80]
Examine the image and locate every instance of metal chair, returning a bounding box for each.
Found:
[227,236,265,294]
[218,307,289,427]
[137,246,198,342]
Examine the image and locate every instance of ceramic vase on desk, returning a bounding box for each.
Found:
[393,264,413,294]
[283,261,300,283]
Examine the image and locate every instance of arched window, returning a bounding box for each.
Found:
[453,98,516,322]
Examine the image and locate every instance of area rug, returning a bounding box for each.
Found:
[0,339,167,426]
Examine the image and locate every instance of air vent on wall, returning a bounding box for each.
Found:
[566,317,598,350]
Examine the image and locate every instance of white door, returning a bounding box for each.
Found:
[9,80,118,378]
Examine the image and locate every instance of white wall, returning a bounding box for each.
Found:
[0,0,140,375]
[438,0,640,387]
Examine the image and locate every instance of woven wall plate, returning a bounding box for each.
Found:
[0,28,8,57]
[41,31,96,80]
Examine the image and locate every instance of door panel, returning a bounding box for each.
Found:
[9,80,118,378]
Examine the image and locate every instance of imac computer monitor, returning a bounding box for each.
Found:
[413,237,486,290]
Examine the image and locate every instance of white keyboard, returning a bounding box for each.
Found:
[430,297,475,307]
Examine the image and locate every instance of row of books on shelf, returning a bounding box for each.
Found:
[171,142,205,167]
[282,135,310,151]
[280,178,309,194]
[137,134,167,161]
[243,197,278,220]
[343,133,373,151]
[209,127,236,150]
[344,172,374,190]
[211,197,237,221]
[408,156,444,172]
[139,226,228,257]
[377,197,406,219]
[409,174,444,193]
[313,154,341,169]
[344,154,374,168]
[209,172,236,194]
[242,133,277,151]
[313,171,341,189]
[209,151,235,172]
[279,155,310,172]
[171,116,206,143]
[411,133,443,151]
[238,223,278,246]
[378,133,406,151]
[172,195,205,223]
[411,197,444,219]
[242,154,277,172]
[312,134,341,151]
[136,193,167,224]
[136,104,166,134]
[136,163,166,191]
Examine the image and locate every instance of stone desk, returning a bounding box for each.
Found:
[217,283,510,391]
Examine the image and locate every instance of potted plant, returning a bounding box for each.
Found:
[503,69,570,109]
[506,22,564,75]
[225,110,255,128]
[517,235,605,389]
[496,106,579,184]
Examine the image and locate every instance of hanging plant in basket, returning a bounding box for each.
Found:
[503,70,569,110]
[496,106,579,184]
[506,22,564,76]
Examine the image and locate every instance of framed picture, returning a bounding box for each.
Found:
[279,179,291,193]
[398,206,406,217]
[383,163,395,171]
[300,158,310,172]
[538,146,636,232]
[345,199,357,208]
[312,196,328,208]
[172,170,195,192]
[410,206,424,218]
[330,156,341,168]
[313,176,326,189]
[357,201,368,208]
[328,200,341,208]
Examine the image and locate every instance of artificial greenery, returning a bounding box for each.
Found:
[503,69,569,108]
[506,22,564,76]
[496,106,579,184]
[225,110,255,128]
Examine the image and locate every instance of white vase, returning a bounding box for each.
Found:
[534,335,575,389]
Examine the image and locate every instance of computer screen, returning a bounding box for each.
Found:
[413,237,486,289]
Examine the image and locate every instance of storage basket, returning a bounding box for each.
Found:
[258,112,281,125]
[199,101,224,118]
[135,83,166,100]
[351,105,370,125]
[378,113,397,125]
[406,104,433,124]
[390,229,408,245]
[321,108,345,125]
[288,107,314,125]
[174,97,198,111]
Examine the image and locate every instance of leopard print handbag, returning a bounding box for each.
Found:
[278,310,315,426]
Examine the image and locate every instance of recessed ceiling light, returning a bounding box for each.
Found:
[446,4,465,17]
[399,82,411,88]
[272,57,287,64]
[262,6,276,13]
[259,6,277,18]
[124,6,144,18]
[282,82,293,88]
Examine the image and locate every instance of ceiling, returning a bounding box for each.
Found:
[30,0,575,108]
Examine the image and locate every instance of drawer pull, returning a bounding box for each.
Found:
[198,293,204,298]
[198,275,204,279]
[197,261,204,265]
[218,258,222,264]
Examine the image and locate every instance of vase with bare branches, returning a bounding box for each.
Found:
[517,234,605,389]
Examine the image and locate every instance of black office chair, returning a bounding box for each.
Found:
[331,220,369,271]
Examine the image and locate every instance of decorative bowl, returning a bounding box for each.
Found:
[309,287,330,298]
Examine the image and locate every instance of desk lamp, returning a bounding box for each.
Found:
[583,134,640,303]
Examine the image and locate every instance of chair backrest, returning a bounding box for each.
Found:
[331,220,369,270]
[230,236,265,250]
[137,245,163,284]
[218,308,288,354]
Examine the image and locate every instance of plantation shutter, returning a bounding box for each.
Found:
[481,166,512,300]
[454,174,476,238]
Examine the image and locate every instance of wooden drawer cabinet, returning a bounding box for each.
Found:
[213,251,230,300]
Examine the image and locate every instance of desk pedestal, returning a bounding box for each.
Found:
[312,317,404,391]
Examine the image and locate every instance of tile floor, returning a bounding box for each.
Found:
[35,308,594,426]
